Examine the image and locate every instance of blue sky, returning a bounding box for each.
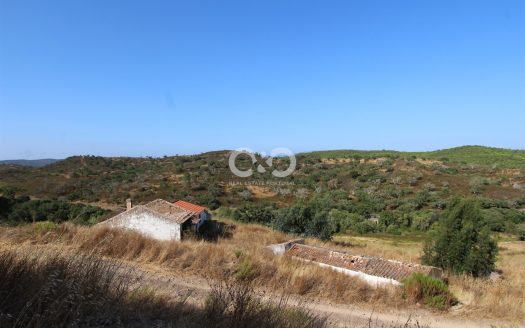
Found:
[0,0,524,159]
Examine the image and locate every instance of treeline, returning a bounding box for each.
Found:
[229,191,525,241]
[0,190,110,225]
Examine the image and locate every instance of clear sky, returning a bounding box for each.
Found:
[0,0,524,159]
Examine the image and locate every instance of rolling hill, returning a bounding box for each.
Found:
[0,159,60,168]
[305,146,525,169]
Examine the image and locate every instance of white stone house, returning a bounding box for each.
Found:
[99,199,196,241]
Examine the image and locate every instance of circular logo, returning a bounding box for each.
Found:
[229,147,296,178]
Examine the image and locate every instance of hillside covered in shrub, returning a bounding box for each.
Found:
[0,146,524,240]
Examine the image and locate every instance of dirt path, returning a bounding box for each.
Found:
[121,262,508,328]
[0,243,516,328]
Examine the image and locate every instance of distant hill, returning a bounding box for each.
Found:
[0,159,60,168]
[304,146,525,169]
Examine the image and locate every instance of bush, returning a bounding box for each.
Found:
[273,202,332,241]
[422,198,498,277]
[0,196,110,225]
[233,203,276,225]
[33,220,58,233]
[215,206,235,219]
[402,273,457,310]
[234,259,259,281]
[353,221,378,234]
[518,229,525,241]
[328,209,365,233]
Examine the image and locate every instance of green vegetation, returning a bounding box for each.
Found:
[422,199,498,277]
[0,192,110,225]
[229,191,524,242]
[0,145,524,241]
[307,145,525,168]
[33,220,58,233]
[233,203,277,225]
[402,273,457,310]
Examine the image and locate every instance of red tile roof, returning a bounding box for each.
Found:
[287,244,442,282]
[174,200,206,215]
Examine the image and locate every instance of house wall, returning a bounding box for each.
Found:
[316,261,401,286]
[103,210,182,241]
[267,239,305,255]
[295,257,401,287]
[200,211,211,221]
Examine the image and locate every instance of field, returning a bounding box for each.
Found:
[0,220,523,327]
[333,233,525,321]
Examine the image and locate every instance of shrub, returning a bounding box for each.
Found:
[215,206,235,219]
[274,202,332,241]
[33,220,58,233]
[422,198,498,277]
[1,196,110,225]
[402,273,457,310]
[353,221,378,234]
[518,229,525,241]
[469,177,488,194]
[234,259,259,281]
[328,209,365,233]
[233,203,276,225]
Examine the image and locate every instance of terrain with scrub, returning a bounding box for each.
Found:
[0,222,523,327]
[0,145,524,326]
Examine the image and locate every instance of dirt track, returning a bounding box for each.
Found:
[0,243,516,328]
[124,262,508,328]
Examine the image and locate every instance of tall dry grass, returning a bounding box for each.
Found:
[0,223,402,309]
[0,247,327,328]
[448,241,525,321]
[335,233,525,323]
[2,221,524,324]
[0,248,190,327]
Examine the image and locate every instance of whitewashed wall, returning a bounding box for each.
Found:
[316,262,401,287]
[293,257,401,287]
[102,207,182,241]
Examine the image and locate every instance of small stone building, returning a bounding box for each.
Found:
[99,199,209,241]
[269,241,442,286]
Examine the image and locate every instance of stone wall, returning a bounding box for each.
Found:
[100,206,182,241]
[267,239,305,255]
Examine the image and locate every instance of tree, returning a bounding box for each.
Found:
[422,198,497,277]
[273,201,333,241]
[233,203,276,225]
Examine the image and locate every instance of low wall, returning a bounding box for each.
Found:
[267,239,305,255]
[313,260,400,286]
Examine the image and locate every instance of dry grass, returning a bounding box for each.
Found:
[330,234,423,263]
[0,223,402,308]
[0,246,327,328]
[0,248,191,327]
[334,233,525,323]
[1,222,524,324]
[448,241,525,321]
